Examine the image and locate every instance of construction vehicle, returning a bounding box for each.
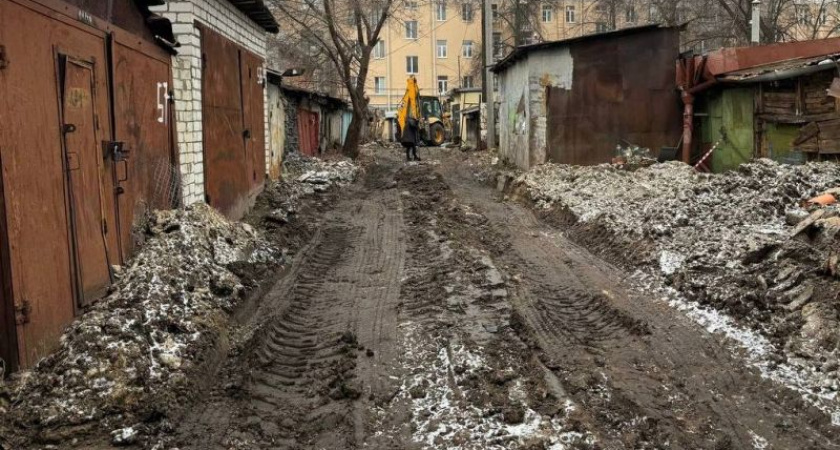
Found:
[396,76,447,146]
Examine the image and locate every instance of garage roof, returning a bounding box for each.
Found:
[227,0,279,33]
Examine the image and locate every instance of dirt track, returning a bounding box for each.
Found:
[168,147,840,449]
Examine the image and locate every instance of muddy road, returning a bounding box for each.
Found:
[167,148,840,449]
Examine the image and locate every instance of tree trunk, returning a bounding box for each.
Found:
[343,108,366,158]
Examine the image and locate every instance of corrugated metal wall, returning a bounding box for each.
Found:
[545,28,682,166]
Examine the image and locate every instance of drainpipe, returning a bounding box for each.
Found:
[751,0,761,44]
[681,91,694,164]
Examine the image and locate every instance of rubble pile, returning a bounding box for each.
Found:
[0,205,280,446]
[283,152,359,193]
[251,154,359,231]
[516,159,840,369]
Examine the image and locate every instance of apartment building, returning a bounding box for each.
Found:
[365,1,653,111]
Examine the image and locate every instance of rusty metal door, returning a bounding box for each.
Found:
[60,56,112,306]
[0,0,118,368]
[240,50,265,192]
[298,109,319,156]
[200,25,248,218]
[111,37,176,257]
[0,154,17,375]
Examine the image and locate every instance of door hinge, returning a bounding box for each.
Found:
[0,45,7,70]
[15,300,31,325]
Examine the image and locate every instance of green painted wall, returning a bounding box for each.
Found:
[765,122,802,164]
[706,88,755,172]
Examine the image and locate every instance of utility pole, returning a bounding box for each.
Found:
[483,0,496,149]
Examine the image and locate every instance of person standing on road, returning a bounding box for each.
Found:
[401,116,421,162]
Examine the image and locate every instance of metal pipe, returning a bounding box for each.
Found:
[681,92,695,164]
[483,0,496,149]
[751,0,761,44]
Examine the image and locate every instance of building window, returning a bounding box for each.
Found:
[436,1,447,21]
[350,40,362,58]
[406,20,418,39]
[438,75,449,94]
[492,74,498,91]
[406,1,418,11]
[374,40,386,59]
[370,6,383,25]
[437,40,448,58]
[462,76,474,88]
[406,56,419,74]
[542,4,553,22]
[462,40,474,58]
[596,22,610,33]
[492,32,503,58]
[375,77,386,94]
[461,2,474,21]
[565,5,576,23]
[491,4,499,21]
[625,6,637,23]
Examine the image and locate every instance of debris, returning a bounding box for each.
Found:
[1,204,281,443]
[514,158,840,399]
[111,426,139,446]
[807,193,837,207]
[284,153,358,189]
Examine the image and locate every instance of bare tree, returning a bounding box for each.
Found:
[784,0,840,40]
[271,0,400,158]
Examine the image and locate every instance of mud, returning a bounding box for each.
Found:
[6,146,840,449]
[508,157,840,421]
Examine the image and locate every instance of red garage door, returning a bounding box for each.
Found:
[200,25,266,220]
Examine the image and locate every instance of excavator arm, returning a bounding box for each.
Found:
[397,76,421,134]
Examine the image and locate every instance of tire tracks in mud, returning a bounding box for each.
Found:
[170,163,408,450]
[366,163,597,450]
[432,154,840,450]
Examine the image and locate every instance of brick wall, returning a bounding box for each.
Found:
[150,0,269,206]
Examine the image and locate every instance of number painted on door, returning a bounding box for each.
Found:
[157,82,169,124]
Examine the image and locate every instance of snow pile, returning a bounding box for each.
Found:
[517,160,840,297]
[283,153,358,192]
[1,204,280,443]
[515,158,840,417]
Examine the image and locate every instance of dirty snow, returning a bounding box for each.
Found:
[396,322,595,449]
[1,204,281,443]
[516,158,840,425]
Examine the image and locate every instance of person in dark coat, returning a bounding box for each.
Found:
[401,117,421,162]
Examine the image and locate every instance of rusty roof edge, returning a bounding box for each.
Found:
[703,36,840,77]
[279,84,349,108]
[718,58,838,83]
[491,24,671,73]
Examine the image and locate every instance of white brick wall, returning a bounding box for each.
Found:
[151,0,270,206]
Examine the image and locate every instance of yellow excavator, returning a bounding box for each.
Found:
[397,76,447,146]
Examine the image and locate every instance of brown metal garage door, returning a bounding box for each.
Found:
[0,0,121,367]
[0,0,175,370]
[200,25,266,220]
[111,35,178,257]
